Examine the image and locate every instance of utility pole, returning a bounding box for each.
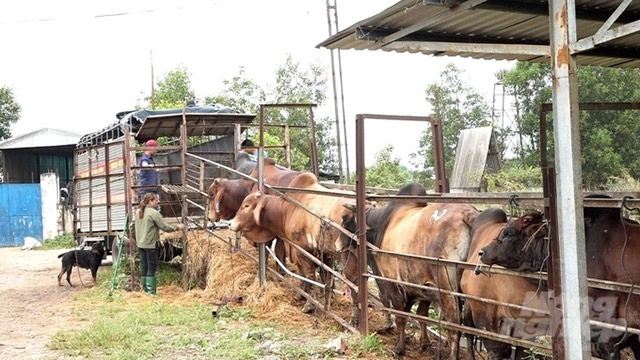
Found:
[326,0,350,183]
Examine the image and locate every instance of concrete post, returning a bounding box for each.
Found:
[40,172,60,241]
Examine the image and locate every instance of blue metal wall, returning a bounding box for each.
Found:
[0,184,43,247]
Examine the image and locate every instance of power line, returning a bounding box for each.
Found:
[0,7,184,25]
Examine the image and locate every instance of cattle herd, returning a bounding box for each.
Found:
[206,157,640,360]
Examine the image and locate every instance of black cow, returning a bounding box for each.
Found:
[478,207,640,360]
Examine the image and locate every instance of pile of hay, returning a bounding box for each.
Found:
[182,230,310,322]
[179,229,389,328]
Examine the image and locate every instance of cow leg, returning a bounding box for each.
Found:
[417,301,431,352]
[392,298,414,356]
[274,238,286,275]
[629,335,640,359]
[462,303,475,360]
[297,257,318,314]
[320,256,335,311]
[441,294,461,360]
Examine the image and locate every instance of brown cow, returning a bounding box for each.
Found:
[337,187,479,357]
[338,184,428,335]
[478,208,640,360]
[207,158,299,274]
[461,208,549,360]
[229,171,353,313]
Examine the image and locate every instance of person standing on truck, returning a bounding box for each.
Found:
[240,139,268,162]
[139,139,159,200]
[131,193,185,295]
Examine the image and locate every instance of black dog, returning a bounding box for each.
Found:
[57,242,105,287]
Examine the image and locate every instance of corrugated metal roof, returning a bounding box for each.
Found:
[136,113,255,138]
[318,0,640,68]
[0,128,81,150]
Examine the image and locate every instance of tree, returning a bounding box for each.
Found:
[208,56,338,174]
[143,65,197,109]
[0,86,21,140]
[502,62,552,166]
[503,62,640,188]
[204,66,264,114]
[364,145,412,189]
[413,64,491,179]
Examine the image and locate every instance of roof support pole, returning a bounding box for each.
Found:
[258,105,266,286]
[549,0,591,358]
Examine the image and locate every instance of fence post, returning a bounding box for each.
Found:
[356,114,369,334]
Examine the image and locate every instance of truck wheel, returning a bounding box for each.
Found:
[112,238,120,263]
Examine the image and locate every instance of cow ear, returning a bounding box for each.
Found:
[253,196,266,226]
[342,202,356,212]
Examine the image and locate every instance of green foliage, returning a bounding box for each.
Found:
[415,63,491,179]
[204,66,264,114]
[364,145,412,189]
[143,65,197,109]
[40,233,74,250]
[503,62,640,189]
[210,56,338,174]
[349,334,385,358]
[0,86,21,140]
[604,169,640,192]
[502,62,552,166]
[482,164,543,192]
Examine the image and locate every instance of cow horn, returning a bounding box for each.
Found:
[342,202,356,211]
[255,192,262,198]
[213,178,220,186]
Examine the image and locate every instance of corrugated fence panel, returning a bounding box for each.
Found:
[0,184,43,247]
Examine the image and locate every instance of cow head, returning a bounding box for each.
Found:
[479,210,548,272]
[336,201,376,252]
[208,178,244,222]
[229,192,276,244]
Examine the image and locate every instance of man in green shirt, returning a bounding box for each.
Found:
[131,193,185,295]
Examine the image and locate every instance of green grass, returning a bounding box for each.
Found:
[39,233,74,250]
[49,263,388,359]
[349,333,386,358]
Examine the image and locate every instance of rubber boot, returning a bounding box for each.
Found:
[147,276,157,295]
[141,276,149,293]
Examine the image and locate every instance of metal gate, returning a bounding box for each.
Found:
[0,184,43,247]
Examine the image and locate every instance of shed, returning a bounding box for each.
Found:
[450,126,501,192]
[0,128,81,186]
[319,1,640,356]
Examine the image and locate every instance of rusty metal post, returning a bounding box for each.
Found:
[233,123,241,168]
[72,149,80,245]
[104,145,112,238]
[284,125,292,169]
[180,108,190,290]
[431,118,448,193]
[309,106,319,176]
[123,126,138,290]
[540,105,565,359]
[199,160,205,193]
[549,0,591,357]
[355,114,369,334]
[258,105,267,286]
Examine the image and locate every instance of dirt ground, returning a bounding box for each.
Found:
[0,247,105,359]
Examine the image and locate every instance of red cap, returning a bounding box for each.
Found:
[145,139,158,147]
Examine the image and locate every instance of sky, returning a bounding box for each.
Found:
[0,0,515,169]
